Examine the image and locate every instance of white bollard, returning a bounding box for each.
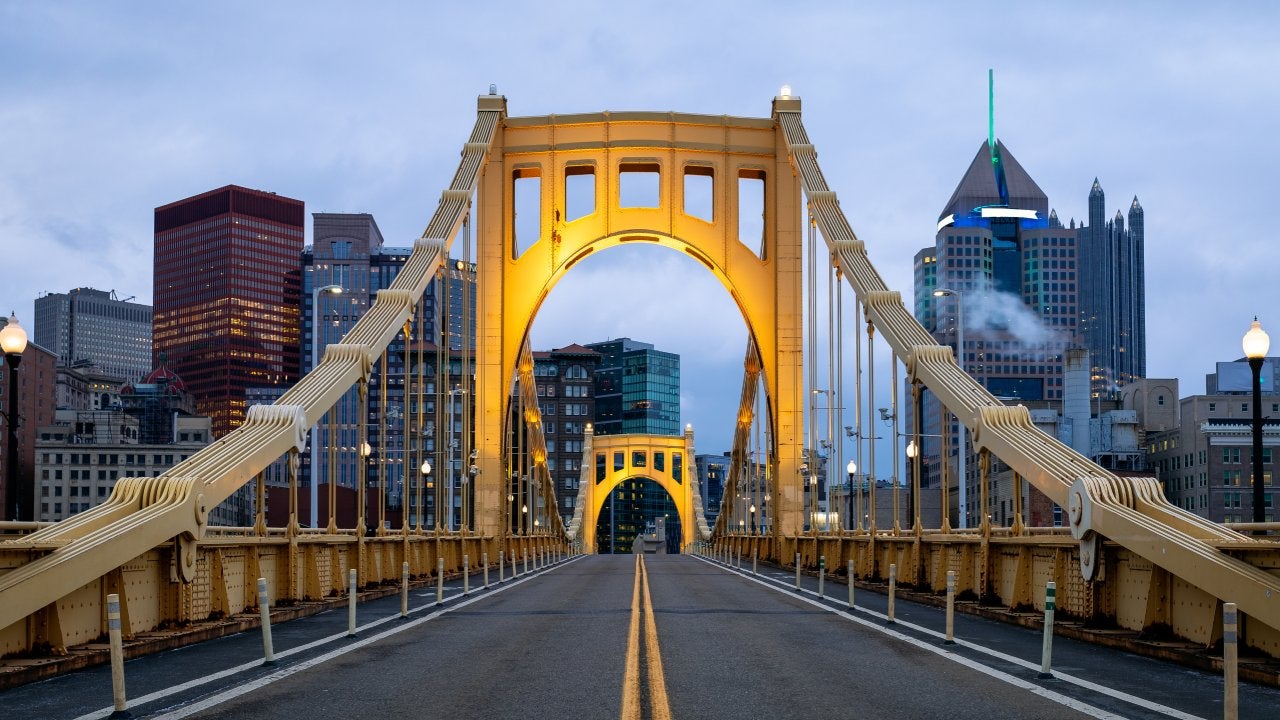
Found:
[107,593,127,714]
[1224,602,1238,720]
[795,553,802,591]
[945,570,956,645]
[888,563,897,624]
[463,554,470,595]
[752,548,758,576]
[524,549,529,575]
[818,556,826,598]
[512,549,518,578]
[347,568,358,636]
[499,550,505,583]
[436,557,445,605]
[1039,581,1056,678]
[401,562,409,618]
[258,577,275,662]
[483,552,490,588]
[847,560,855,611]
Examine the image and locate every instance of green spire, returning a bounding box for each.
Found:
[988,68,995,162]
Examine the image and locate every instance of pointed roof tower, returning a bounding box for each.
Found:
[938,140,1049,220]
[1090,178,1103,196]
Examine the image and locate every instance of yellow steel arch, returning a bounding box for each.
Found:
[473,107,807,540]
[573,429,701,554]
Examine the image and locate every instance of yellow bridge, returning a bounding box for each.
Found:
[2,91,1279,667]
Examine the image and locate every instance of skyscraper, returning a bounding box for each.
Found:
[153,185,304,438]
[917,140,1078,404]
[585,338,680,437]
[35,288,152,381]
[1076,180,1146,395]
[913,136,1078,523]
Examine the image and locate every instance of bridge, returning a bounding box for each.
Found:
[3,91,1280,716]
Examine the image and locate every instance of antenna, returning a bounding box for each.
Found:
[988,68,995,161]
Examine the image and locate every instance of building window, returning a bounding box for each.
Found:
[1157,395,1165,406]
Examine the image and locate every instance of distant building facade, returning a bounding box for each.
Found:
[35,288,152,381]
[1140,361,1280,523]
[34,356,245,524]
[153,185,304,438]
[302,213,477,526]
[531,344,600,525]
[35,414,227,523]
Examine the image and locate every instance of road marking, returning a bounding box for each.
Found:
[639,555,673,720]
[697,556,1167,720]
[70,556,581,720]
[721,559,1205,720]
[620,555,642,720]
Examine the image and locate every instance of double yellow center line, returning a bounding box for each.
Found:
[621,554,672,720]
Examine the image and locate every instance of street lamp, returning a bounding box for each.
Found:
[1244,317,1271,523]
[309,283,344,528]
[846,459,856,533]
[419,459,431,530]
[933,287,967,529]
[1,313,29,521]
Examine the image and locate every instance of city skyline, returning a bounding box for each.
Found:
[2,3,1277,456]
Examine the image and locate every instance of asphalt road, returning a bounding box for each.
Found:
[4,553,1279,719]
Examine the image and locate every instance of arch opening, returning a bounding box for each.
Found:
[594,476,682,554]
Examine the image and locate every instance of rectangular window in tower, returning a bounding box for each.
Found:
[565,164,596,221]
[619,162,660,208]
[683,165,714,223]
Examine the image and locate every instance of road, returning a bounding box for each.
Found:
[3,553,1277,719]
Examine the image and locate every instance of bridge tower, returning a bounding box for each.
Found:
[471,95,808,542]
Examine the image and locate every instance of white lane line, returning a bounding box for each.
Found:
[697,556,1196,720]
[69,558,581,720]
[729,560,1204,720]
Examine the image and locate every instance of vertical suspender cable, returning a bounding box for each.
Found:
[867,323,876,534]
[891,352,901,534]
[826,248,836,533]
[836,266,845,531]
[806,211,818,531]
[462,211,472,532]
[437,266,447,532]
[854,301,864,532]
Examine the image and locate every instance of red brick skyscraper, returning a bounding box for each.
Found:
[153,185,303,437]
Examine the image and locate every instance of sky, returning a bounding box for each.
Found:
[2,1,1278,466]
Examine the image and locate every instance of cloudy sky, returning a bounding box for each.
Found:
[2,2,1277,463]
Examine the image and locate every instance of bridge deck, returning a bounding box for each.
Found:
[4,555,1277,719]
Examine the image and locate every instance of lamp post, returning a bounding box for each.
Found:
[309,284,343,528]
[419,459,431,531]
[906,440,918,531]
[1244,318,1270,523]
[2,313,29,521]
[933,288,967,529]
[846,460,856,533]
